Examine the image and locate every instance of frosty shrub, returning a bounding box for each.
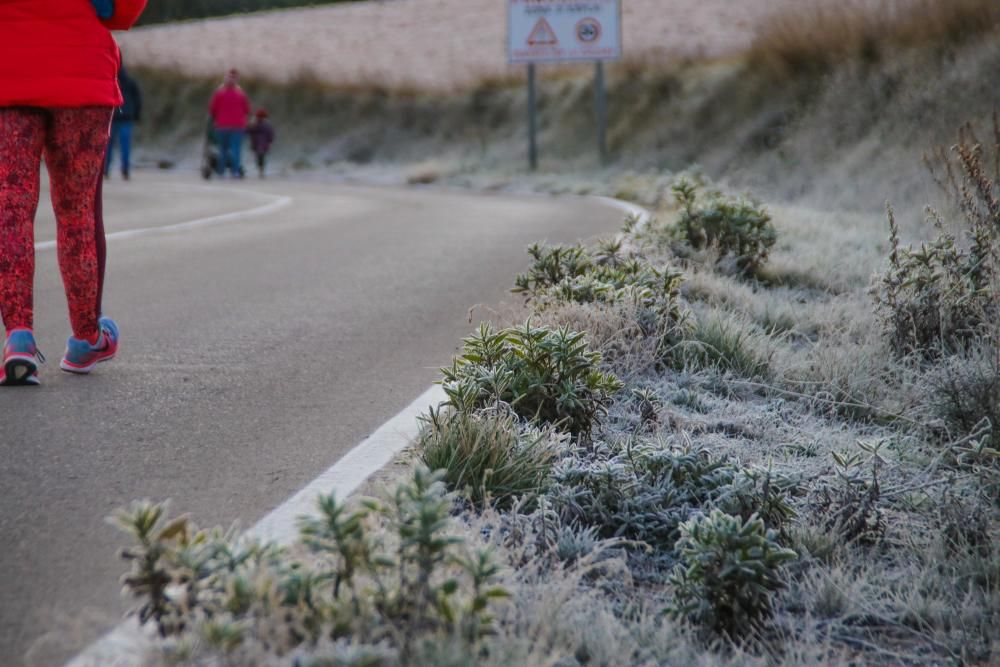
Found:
[440,322,623,438]
[550,441,795,556]
[671,178,777,276]
[512,240,688,354]
[874,205,995,359]
[668,510,797,638]
[875,123,1000,359]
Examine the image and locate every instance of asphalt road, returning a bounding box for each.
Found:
[0,172,621,666]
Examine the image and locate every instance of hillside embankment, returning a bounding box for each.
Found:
[132,3,1000,215]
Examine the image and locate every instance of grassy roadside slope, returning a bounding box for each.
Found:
[133,9,1000,214]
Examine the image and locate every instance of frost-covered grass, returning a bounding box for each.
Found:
[132,187,999,664]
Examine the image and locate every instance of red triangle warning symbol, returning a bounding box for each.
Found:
[527,17,559,47]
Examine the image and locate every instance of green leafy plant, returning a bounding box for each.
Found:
[440,321,623,437]
[667,510,797,638]
[513,243,593,295]
[417,407,561,509]
[114,467,508,661]
[113,500,193,636]
[671,177,777,276]
[512,241,687,351]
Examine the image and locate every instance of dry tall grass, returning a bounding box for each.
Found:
[751,0,1000,72]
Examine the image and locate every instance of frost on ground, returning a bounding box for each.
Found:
[122,171,999,665]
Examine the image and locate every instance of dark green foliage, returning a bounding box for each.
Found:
[671,178,777,276]
[114,468,508,659]
[138,0,356,25]
[513,243,593,295]
[514,241,686,329]
[667,510,797,638]
[440,322,623,438]
[418,408,559,510]
[549,440,795,555]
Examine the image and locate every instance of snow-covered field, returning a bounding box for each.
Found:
[117,0,803,89]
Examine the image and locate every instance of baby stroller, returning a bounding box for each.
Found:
[200,120,221,180]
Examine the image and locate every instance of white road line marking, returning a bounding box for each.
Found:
[249,384,446,546]
[35,187,292,251]
[63,196,650,667]
[592,196,653,232]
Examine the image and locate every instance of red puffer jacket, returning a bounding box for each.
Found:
[0,0,147,108]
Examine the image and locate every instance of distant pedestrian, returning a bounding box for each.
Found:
[247,108,275,178]
[105,65,142,180]
[0,0,147,387]
[208,69,252,178]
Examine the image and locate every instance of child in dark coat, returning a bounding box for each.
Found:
[246,108,275,178]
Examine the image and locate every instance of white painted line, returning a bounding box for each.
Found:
[249,384,446,545]
[35,188,292,251]
[63,194,645,667]
[63,620,152,667]
[592,195,653,233]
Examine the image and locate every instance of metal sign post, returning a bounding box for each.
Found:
[595,61,608,165]
[528,63,538,171]
[507,0,622,170]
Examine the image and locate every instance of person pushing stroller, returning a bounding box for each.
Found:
[208,69,251,178]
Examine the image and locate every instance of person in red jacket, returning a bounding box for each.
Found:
[0,0,147,386]
[208,69,252,178]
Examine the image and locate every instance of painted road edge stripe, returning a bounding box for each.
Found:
[63,196,651,667]
[592,195,652,233]
[36,187,292,251]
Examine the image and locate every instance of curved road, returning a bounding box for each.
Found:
[0,172,621,666]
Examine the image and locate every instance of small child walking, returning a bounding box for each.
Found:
[247,108,276,178]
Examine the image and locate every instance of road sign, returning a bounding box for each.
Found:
[527,17,559,46]
[508,0,622,64]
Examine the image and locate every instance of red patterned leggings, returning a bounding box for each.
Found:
[0,107,112,344]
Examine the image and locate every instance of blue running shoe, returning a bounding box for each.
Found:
[1,329,44,387]
[60,317,120,374]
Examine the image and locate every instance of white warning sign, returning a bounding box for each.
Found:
[508,0,622,64]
